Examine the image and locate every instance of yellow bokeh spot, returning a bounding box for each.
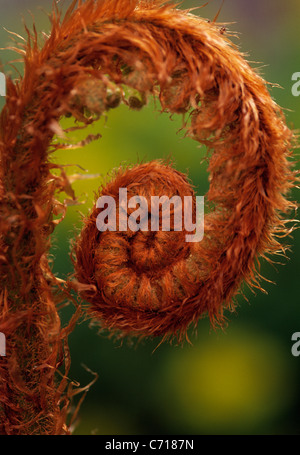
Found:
[158,326,295,433]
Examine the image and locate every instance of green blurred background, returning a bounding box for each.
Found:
[0,0,299,435]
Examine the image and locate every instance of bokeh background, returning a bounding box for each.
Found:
[0,0,299,435]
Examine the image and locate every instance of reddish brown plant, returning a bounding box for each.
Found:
[74,160,208,339]
[0,0,298,434]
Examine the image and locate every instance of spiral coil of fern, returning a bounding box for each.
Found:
[0,0,298,434]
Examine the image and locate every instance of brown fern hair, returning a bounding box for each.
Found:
[0,0,298,434]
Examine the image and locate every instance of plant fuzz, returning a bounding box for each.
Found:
[0,0,298,434]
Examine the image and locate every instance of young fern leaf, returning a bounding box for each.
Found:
[0,0,298,434]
